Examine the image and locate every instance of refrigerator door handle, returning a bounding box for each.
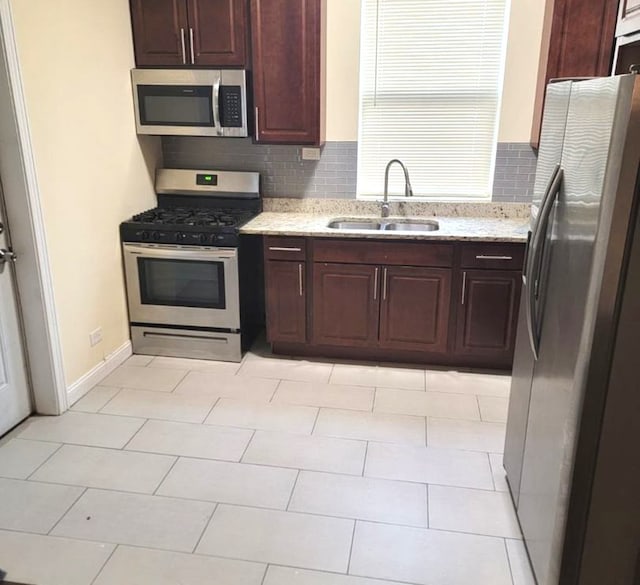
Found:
[526,167,564,360]
[523,164,561,285]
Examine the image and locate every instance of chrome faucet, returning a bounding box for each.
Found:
[382,159,414,218]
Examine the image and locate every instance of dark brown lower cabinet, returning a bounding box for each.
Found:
[263,236,525,369]
[265,260,306,343]
[312,263,380,347]
[379,266,451,353]
[455,269,521,365]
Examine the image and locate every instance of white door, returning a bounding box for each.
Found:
[0,186,31,435]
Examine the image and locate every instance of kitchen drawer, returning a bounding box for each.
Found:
[265,237,307,261]
[460,243,526,270]
[313,239,454,267]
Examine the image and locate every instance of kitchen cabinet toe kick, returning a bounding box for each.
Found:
[264,236,525,370]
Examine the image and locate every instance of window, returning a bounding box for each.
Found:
[357,0,509,199]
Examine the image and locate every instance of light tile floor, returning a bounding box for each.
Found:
[0,344,536,585]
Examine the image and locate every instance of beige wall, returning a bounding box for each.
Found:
[325,0,545,143]
[11,0,159,386]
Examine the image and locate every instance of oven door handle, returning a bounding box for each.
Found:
[123,244,237,261]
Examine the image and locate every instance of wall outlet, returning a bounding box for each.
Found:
[89,327,103,347]
[301,147,321,161]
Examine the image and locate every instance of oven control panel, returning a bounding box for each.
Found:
[121,228,239,248]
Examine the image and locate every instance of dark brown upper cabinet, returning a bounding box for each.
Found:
[531,0,618,148]
[130,0,248,67]
[250,0,326,145]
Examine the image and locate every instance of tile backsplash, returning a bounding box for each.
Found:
[162,137,536,203]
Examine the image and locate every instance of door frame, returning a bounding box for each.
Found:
[0,0,67,415]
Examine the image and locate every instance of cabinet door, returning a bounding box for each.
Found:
[531,0,617,147]
[250,0,324,144]
[455,270,521,366]
[379,267,451,353]
[265,260,306,344]
[130,0,189,66]
[312,263,379,347]
[187,0,247,66]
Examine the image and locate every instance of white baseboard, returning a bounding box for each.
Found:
[66,340,132,407]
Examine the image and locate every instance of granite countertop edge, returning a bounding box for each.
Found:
[240,212,530,243]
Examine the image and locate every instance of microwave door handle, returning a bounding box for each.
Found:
[213,77,222,136]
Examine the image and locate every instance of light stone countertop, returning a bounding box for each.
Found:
[241,198,530,242]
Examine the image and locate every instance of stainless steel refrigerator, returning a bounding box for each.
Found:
[504,74,640,585]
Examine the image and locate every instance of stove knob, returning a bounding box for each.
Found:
[199,234,209,244]
[175,232,186,243]
[140,231,150,241]
[151,231,160,241]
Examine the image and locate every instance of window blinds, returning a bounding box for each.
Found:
[357,0,509,199]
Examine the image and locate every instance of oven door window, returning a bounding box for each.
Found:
[137,85,214,127]
[138,258,225,309]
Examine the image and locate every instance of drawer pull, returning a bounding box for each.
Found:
[298,263,304,296]
[461,271,467,305]
[382,268,388,301]
[475,255,513,261]
[373,267,379,300]
[269,247,302,252]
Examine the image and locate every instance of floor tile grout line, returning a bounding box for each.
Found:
[310,406,322,435]
[361,441,369,477]
[152,456,181,496]
[46,486,87,536]
[238,429,257,463]
[16,470,506,504]
[488,452,497,491]
[0,503,521,559]
[120,418,151,451]
[95,387,124,414]
[24,442,65,481]
[259,563,270,585]
[504,538,517,585]
[89,542,119,585]
[190,502,218,554]
[346,519,358,575]
[268,379,285,404]
[169,368,192,394]
[425,484,430,528]
[285,469,301,511]
[201,396,223,423]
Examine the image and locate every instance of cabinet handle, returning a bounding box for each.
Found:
[373,267,379,300]
[180,28,186,65]
[475,255,513,261]
[382,268,388,301]
[298,263,304,297]
[269,246,302,252]
[255,107,260,139]
[189,28,195,64]
[461,271,467,305]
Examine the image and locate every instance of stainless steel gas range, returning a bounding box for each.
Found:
[120,169,263,362]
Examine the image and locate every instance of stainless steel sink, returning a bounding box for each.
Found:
[327,219,382,230]
[383,220,440,232]
[327,218,440,232]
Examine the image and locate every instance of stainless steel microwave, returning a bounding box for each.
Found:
[131,69,249,137]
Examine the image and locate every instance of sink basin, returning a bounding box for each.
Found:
[383,220,440,232]
[327,219,382,230]
[327,218,440,233]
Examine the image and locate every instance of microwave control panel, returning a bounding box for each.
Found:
[220,86,243,128]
